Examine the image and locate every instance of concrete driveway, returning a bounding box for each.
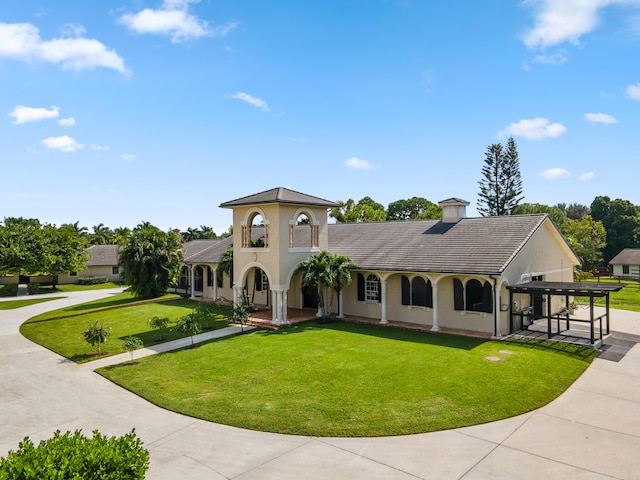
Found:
[1,289,640,479]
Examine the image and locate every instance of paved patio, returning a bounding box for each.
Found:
[2,290,640,479]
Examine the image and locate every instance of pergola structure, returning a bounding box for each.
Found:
[507,281,626,347]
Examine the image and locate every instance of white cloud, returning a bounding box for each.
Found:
[91,144,109,151]
[9,105,59,124]
[529,49,568,66]
[0,22,128,74]
[540,168,572,179]
[345,157,375,171]
[41,135,84,152]
[121,153,136,161]
[580,171,597,181]
[119,0,238,43]
[521,0,639,49]
[498,117,567,140]
[58,117,76,126]
[585,112,618,124]
[626,82,640,100]
[228,92,269,111]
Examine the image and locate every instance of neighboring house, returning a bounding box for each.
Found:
[58,244,122,284]
[183,187,580,338]
[609,248,640,280]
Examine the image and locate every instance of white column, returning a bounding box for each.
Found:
[212,268,218,301]
[337,290,344,319]
[234,285,245,308]
[380,277,388,324]
[189,266,196,299]
[492,281,501,339]
[271,289,277,324]
[282,290,289,324]
[431,280,440,332]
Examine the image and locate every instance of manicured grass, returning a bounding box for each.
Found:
[98,321,596,437]
[25,291,180,322]
[37,282,124,293]
[577,278,640,312]
[0,297,65,310]
[20,295,232,363]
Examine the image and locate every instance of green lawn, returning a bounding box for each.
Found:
[0,297,65,310]
[37,282,125,293]
[20,294,232,363]
[577,278,640,312]
[98,321,596,437]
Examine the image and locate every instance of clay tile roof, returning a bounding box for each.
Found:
[219,187,339,208]
[327,214,550,275]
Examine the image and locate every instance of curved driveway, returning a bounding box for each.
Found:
[2,290,640,479]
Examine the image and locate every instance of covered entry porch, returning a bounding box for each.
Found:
[507,281,626,348]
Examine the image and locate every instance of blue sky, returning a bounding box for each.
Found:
[2,0,639,234]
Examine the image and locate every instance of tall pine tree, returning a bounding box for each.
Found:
[478,136,524,216]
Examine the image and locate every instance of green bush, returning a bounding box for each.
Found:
[26,282,40,295]
[0,429,149,479]
[0,284,18,297]
[78,276,109,285]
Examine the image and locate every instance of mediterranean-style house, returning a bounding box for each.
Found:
[183,187,581,339]
[609,248,640,280]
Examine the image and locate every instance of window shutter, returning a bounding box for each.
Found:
[401,276,410,305]
[357,273,365,301]
[454,278,464,311]
[207,268,213,287]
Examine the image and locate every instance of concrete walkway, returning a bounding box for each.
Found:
[1,290,640,479]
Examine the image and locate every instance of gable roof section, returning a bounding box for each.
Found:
[220,187,339,208]
[328,214,550,275]
[609,248,640,265]
[86,245,119,266]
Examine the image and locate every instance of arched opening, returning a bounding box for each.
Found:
[243,211,269,248]
[290,211,319,248]
[466,279,493,313]
[194,266,204,293]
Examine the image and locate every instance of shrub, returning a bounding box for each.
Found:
[83,322,111,356]
[175,313,201,346]
[148,316,171,341]
[0,284,18,297]
[0,428,149,479]
[122,336,144,361]
[78,276,109,285]
[26,282,40,295]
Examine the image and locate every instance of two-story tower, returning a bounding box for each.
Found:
[219,187,338,324]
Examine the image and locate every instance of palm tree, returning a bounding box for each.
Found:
[216,248,233,288]
[118,224,184,298]
[91,223,113,245]
[295,252,357,321]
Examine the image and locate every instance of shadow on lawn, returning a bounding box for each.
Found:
[253,321,487,351]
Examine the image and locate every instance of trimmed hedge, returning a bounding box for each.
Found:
[26,283,40,295]
[0,429,149,479]
[0,284,18,297]
[78,276,109,286]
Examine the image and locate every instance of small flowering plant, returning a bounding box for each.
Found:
[83,322,111,356]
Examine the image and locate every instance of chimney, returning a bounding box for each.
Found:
[439,198,470,223]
